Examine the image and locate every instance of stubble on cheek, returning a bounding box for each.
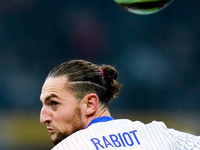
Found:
[50,105,85,145]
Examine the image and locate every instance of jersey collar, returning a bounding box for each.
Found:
[86,116,114,128]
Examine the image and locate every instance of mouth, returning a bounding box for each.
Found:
[47,127,55,133]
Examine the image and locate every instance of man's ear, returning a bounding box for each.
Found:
[82,93,99,116]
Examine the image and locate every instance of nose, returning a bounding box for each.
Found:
[40,106,52,124]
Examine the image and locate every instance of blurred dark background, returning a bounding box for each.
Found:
[0,0,200,149]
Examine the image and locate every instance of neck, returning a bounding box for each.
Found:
[85,106,111,127]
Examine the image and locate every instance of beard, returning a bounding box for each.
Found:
[51,105,84,145]
[51,132,66,145]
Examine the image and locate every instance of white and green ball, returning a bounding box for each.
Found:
[114,0,174,15]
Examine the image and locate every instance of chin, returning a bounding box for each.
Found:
[51,133,67,145]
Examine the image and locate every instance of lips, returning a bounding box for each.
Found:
[47,127,55,133]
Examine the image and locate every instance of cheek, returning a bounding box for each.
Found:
[63,106,83,127]
[53,104,84,130]
[55,109,73,123]
[59,108,83,134]
[54,105,78,124]
[53,111,75,135]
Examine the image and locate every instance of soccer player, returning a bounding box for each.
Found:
[40,59,200,150]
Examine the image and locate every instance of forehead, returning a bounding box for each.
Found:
[40,76,68,100]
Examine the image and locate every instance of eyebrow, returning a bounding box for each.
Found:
[41,94,58,103]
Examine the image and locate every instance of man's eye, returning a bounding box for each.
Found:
[51,101,58,106]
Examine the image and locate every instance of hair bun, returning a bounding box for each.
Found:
[100,65,118,80]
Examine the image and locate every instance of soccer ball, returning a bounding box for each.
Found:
[114,0,174,15]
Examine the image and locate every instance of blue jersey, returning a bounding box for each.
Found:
[52,116,200,150]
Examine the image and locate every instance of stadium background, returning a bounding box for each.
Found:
[0,0,200,149]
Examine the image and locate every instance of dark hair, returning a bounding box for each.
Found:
[47,60,122,105]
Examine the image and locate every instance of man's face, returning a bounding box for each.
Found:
[40,76,85,145]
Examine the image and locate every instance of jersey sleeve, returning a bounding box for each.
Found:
[148,121,200,150]
[168,127,200,149]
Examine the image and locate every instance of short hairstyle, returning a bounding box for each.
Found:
[47,60,122,105]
